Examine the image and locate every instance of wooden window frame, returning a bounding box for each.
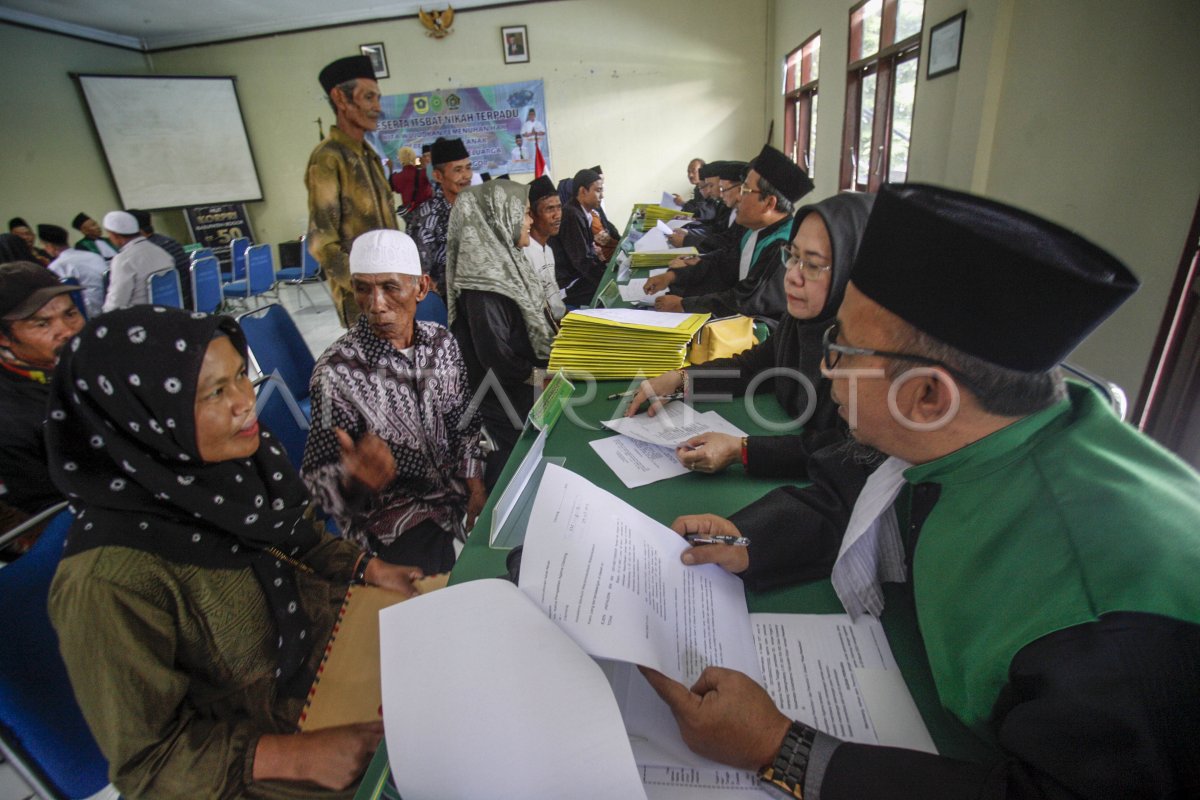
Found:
[783,33,820,175]
[840,0,923,191]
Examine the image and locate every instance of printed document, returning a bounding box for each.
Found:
[601,401,747,449]
[589,435,689,488]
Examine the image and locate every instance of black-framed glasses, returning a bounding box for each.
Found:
[718,182,743,195]
[821,321,979,393]
[780,247,832,282]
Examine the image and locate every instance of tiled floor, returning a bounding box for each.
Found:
[264,280,344,358]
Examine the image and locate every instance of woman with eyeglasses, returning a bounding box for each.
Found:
[626,192,875,477]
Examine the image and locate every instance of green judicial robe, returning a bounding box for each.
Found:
[731,383,1200,798]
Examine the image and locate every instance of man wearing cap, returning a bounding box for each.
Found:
[524,175,568,320]
[39,224,106,317]
[306,55,398,328]
[410,137,473,295]
[558,168,621,307]
[70,212,118,262]
[101,210,174,312]
[644,184,1200,798]
[651,145,811,321]
[8,218,51,266]
[127,209,192,309]
[302,229,485,575]
[0,262,85,518]
[668,160,746,252]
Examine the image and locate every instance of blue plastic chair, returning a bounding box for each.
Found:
[274,235,329,309]
[224,243,275,307]
[190,256,224,314]
[147,267,183,308]
[237,303,314,419]
[255,374,310,470]
[224,237,250,285]
[415,290,449,326]
[0,505,112,799]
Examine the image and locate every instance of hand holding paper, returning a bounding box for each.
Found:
[639,665,793,772]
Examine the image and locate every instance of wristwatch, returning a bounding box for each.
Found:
[351,551,377,585]
[757,721,815,799]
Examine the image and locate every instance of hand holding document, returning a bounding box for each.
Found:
[620,278,667,305]
[601,401,746,449]
[661,191,683,211]
[519,464,762,685]
[589,435,690,488]
[379,466,936,799]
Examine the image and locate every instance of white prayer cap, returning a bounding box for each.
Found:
[349,229,422,276]
[102,210,139,235]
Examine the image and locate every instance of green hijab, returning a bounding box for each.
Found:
[445,180,554,359]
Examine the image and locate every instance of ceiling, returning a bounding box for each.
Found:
[0,0,516,51]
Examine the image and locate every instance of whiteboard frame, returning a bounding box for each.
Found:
[73,73,265,210]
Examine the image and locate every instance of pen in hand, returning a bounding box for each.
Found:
[684,533,751,547]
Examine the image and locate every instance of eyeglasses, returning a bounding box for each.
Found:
[718,182,743,195]
[739,184,765,197]
[780,247,832,282]
[821,321,979,394]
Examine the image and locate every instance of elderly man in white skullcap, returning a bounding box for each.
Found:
[301,229,486,574]
[101,209,175,312]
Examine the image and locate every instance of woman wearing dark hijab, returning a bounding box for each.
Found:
[626,192,875,477]
[46,307,422,799]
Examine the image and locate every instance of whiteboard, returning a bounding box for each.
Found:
[76,74,264,210]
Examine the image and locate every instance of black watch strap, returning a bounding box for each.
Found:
[351,551,376,585]
[757,721,815,799]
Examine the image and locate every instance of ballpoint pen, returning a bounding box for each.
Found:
[684,534,751,547]
[607,390,686,402]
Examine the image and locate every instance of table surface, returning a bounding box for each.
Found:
[353,212,995,799]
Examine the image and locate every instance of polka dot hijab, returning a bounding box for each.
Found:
[46,306,322,695]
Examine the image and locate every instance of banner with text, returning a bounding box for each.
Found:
[368,79,551,178]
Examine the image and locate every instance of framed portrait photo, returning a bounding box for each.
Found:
[502,25,530,64]
[359,42,389,79]
[927,12,966,80]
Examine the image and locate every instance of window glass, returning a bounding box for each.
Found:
[896,0,925,42]
[857,72,877,187]
[888,57,918,183]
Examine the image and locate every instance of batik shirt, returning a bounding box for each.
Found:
[301,318,484,550]
[410,183,452,289]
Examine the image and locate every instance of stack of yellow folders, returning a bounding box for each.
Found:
[548,308,710,379]
[630,249,696,269]
[639,204,693,228]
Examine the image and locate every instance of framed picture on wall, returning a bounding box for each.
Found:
[927,12,966,79]
[359,43,389,79]
[502,25,530,64]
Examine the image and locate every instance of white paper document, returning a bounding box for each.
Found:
[620,278,666,304]
[589,435,689,488]
[634,227,671,253]
[519,464,762,686]
[661,191,683,210]
[517,467,935,798]
[571,307,696,329]
[380,579,648,799]
[751,613,934,751]
[601,402,747,449]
